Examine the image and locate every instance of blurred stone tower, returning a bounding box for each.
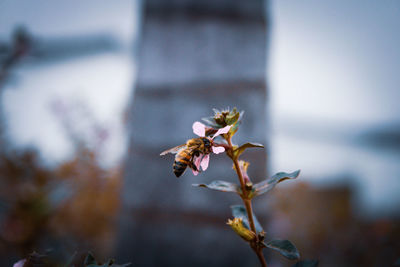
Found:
[118,0,269,266]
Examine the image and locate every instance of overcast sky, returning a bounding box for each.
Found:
[270,0,400,126]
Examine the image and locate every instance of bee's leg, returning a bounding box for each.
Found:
[189,161,197,172]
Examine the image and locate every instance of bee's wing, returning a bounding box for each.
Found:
[160,144,186,156]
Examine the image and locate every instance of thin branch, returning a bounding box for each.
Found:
[227,136,267,267]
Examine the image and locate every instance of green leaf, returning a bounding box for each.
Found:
[233,142,264,160]
[109,264,131,267]
[228,110,244,136]
[253,170,300,197]
[229,121,240,136]
[25,252,48,266]
[231,205,263,233]
[84,252,131,267]
[193,180,241,194]
[64,251,77,267]
[265,239,300,260]
[292,260,319,267]
[84,252,96,265]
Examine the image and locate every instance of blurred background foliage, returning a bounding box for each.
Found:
[0,129,122,264]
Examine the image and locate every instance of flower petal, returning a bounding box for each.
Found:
[192,121,206,137]
[213,125,231,138]
[192,169,199,176]
[194,154,202,171]
[212,146,225,154]
[200,154,210,171]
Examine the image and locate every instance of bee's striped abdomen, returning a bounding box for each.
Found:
[173,149,192,177]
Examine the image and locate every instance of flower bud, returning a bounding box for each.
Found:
[212,107,242,128]
[214,113,226,126]
[233,160,251,184]
[258,230,266,242]
[227,218,256,242]
[245,181,253,191]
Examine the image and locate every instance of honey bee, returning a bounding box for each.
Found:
[160,137,213,177]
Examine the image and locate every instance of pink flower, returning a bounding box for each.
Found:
[191,122,231,175]
[13,259,26,267]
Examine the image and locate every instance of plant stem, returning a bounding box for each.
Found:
[243,199,257,238]
[227,137,267,267]
[255,248,268,267]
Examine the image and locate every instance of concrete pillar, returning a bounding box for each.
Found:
[118,0,269,265]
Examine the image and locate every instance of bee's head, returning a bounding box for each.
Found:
[201,137,212,152]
